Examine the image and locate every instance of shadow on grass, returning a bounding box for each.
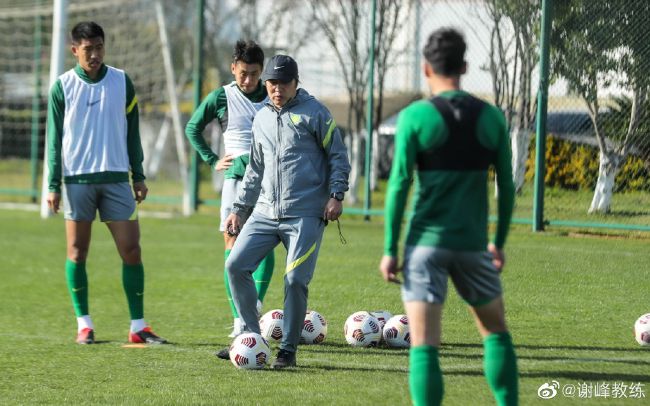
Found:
[446,369,650,382]
[442,351,650,367]
[443,342,649,352]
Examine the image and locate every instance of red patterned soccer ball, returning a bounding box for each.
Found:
[260,309,285,342]
[344,311,381,347]
[383,314,410,348]
[634,313,650,346]
[229,332,271,369]
[300,310,328,344]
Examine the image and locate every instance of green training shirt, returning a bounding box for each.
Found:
[384,90,515,256]
[47,64,143,193]
[184,81,266,179]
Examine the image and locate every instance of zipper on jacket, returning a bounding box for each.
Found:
[276,112,282,219]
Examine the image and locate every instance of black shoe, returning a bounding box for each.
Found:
[271,349,296,369]
[215,347,230,360]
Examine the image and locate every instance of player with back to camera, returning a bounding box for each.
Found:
[185,40,275,339]
[218,55,351,369]
[47,21,166,345]
[380,28,518,405]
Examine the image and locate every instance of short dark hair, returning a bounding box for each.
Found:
[71,21,104,44]
[423,28,466,76]
[232,40,264,66]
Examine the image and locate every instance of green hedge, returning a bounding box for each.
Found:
[524,136,650,192]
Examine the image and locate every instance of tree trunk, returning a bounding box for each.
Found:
[347,132,361,204]
[370,129,380,191]
[589,151,622,214]
[510,125,531,193]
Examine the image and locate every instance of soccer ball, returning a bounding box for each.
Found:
[300,310,328,344]
[260,309,285,342]
[634,313,650,346]
[344,311,381,347]
[370,310,393,330]
[229,332,271,369]
[383,314,410,348]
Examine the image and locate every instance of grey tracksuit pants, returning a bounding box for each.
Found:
[226,213,325,353]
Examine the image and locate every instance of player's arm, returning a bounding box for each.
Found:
[381,109,417,282]
[316,108,350,195]
[125,74,145,184]
[46,79,65,212]
[184,89,224,169]
[383,110,417,258]
[487,107,515,250]
[314,107,350,221]
[231,119,265,221]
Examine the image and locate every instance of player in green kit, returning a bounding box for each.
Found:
[185,40,274,338]
[47,21,166,345]
[380,28,518,405]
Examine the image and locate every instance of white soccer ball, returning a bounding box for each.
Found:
[260,309,285,342]
[370,310,393,330]
[383,314,410,348]
[300,310,328,344]
[634,313,650,346]
[229,332,271,369]
[344,311,382,347]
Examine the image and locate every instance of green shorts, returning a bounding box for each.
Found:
[401,245,502,306]
[63,182,137,222]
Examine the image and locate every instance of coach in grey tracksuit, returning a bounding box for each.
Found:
[224,55,350,369]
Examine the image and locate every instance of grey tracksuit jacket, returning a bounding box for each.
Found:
[232,88,350,219]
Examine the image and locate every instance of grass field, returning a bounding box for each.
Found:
[1,208,649,405]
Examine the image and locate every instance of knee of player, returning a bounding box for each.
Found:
[284,273,308,291]
[122,245,142,263]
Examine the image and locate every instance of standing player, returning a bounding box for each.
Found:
[219,55,350,369]
[380,28,518,405]
[47,22,166,345]
[185,40,275,338]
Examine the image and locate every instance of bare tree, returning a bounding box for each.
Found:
[370,0,408,190]
[309,0,406,202]
[482,0,539,193]
[309,0,369,203]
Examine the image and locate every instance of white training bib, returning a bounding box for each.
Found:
[223,82,267,157]
[59,65,129,177]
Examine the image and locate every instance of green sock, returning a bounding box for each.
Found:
[483,332,519,406]
[253,251,275,302]
[122,263,144,320]
[409,345,443,406]
[65,259,88,317]
[224,249,239,318]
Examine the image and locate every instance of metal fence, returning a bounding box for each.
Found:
[0,0,648,231]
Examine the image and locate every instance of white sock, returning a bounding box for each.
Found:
[77,315,94,333]
[233,318,243,330]
[130,318,147,333]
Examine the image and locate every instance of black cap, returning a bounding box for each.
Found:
[261,54,298,83]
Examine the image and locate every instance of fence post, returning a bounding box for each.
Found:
[533,0,552,231]
[189,0,205,213]
[364,0,377,221]
[30,1,43,203]
[40,0,68,219]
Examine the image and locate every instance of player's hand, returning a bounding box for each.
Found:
[133,181,148,204]
[215,154,234,171]
[488,243,505,272]
[47,192,61,214]
[323,198,343,221]
[380,255,401,284]
[224,213,242,236]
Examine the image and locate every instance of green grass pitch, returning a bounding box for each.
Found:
[0,209,649,405]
